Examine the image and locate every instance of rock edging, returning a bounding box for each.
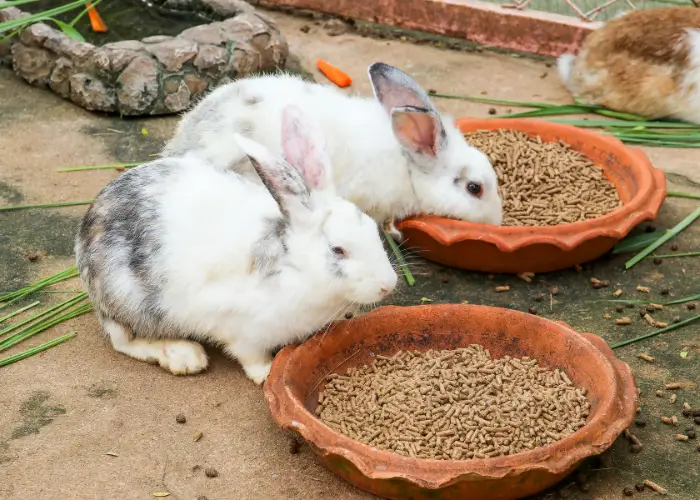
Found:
[0,0,288,115]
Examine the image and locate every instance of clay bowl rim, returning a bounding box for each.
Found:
[396,118,666,253]
[264,304,638,490]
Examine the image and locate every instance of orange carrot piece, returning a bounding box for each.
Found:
[316,59,352,88]
[86,2,108,33]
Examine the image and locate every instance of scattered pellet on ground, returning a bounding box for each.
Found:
[656,390,665,397]
[528,306,538,315]
[687,303,697,311]
[517,272,534,283]
[616,317,632,326]
[637,353,655,363]
[637,286,651,294]
[192,431,203,442]
[175,414,187,424]
[315,346,590,460]
[675,434,689,442]
[643,314,657,327]
[204,467,219,478]
[635,418,646,427]
[463,130,621,227]
[650,304,664,311]
[494,285,510,292]
[603,313,612,319]
[665,382,683,390]
[670,394,677,404]
[643,480,668,495]
[635,483,646,492]
[613,289,623,297]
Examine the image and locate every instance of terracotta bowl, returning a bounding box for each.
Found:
[395,118,667,273]
[264,304,637,500]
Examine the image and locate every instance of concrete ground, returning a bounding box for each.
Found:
[1,9,699,500]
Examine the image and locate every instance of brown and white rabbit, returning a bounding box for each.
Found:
[558,7,700,123]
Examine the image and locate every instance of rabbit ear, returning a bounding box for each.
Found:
[281,105,334,194]
[369,63,446,157]
[232,133,311,220]
[369,62,437,115]
[391,106,446,157]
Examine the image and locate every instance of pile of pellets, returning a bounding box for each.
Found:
[316,345,590,460]
[464,130,622,226]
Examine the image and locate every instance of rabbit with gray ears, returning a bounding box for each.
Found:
[162,62,503,236]
[75,105,397,384]
[558,7,700,123]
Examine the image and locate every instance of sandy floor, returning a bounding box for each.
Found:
[1,9,700,500]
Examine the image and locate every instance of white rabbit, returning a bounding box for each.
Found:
[162,62,503,236]
[75,105,398,385]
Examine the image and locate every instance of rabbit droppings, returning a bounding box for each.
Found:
[162,62,503,237]
[558,7,700,123]
[75,105,398,385]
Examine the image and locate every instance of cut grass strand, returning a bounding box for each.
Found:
[625,206,700,269]
[612,230,665,255]
[0,266,79,310]
[58,162,141,172]
[666,293,700,306]
[0,293,87,338]
[647,251,700,259]
[611,314,700,349]
[427,93,553,109]
[667,191,700,200]
[383,232,415,286]
[0,301,91,351]
[0,200,94,212]
[0,301,40,324]
[0,331,75,368]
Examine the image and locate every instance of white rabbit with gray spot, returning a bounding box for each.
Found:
[75,105,397,384]
[163,62,503,236]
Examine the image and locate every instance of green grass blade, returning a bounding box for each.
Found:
[0,200,93,212]
[0,0,88,33]
[611,314,700,349]
[547,119,700,129]
[668,191,700,200]
[0,0,40,7]
[0,302,91,351]
[383,232,415,287]
[592,109,649,121]
[69,0,103,27]
[0,331,75,368]
[0,294,87,338]
[625,206,700,269]
[666,293,700,305]
[648,251,700,259]
[0,301,40,324]
[501,106,591,118]
[45,17,84,41]
[58,162,141,172]
[612,230,666,254]
[426,93,553,108]
[0,266,79,308]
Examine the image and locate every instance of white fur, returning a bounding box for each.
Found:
[557,53,576,88]
[163,68,503,229]
[678,28,700,123]
[77,129,397,384]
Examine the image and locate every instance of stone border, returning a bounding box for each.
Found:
[253,0,600,58]
[0,0,288,115]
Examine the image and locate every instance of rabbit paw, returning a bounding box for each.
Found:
[382,219,403,242]
[158,341,209,375]
[242,360,273,385]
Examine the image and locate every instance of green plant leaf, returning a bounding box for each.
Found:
[612,230,666,254]
[46,18,84,41]
[625,206,700,269]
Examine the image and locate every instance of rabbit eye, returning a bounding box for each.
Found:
[331,246,347,258]
[467,182,483,198]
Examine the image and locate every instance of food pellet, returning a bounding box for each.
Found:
[643,480,668,495]
[616,317,632,326]
[315,346,590,460]
[175,414,187,424]
[463,130,621,226]
[204,467,219,478]
[637,353,655,363]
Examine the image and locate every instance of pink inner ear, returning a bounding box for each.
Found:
[281,108,328,191]
[392,110,438,156]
